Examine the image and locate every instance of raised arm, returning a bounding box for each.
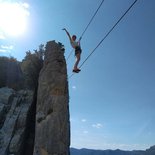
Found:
[62,28,72,42]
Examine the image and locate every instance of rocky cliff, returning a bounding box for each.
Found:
[0,87,35,155]
[33,41,70,155]
[0,41,70,155]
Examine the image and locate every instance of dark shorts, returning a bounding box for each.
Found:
[75,46,82,55]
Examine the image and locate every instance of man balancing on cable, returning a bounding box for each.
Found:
[63,28,82,73]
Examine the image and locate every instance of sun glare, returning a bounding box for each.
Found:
[0,2,29,37]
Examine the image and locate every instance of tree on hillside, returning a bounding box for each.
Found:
[0,57,8,87]
[0,56,23,90]
[21,46,44,90]
[58,42,65,52]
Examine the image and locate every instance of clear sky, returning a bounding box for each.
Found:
[0,0,155,151]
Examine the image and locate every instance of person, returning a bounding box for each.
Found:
[63,28,82,73]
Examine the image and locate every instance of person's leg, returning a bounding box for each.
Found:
[73,53,81,70]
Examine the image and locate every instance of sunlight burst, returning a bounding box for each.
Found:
[0,2,30,37]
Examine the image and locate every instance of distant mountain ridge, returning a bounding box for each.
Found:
[70,145,155,155]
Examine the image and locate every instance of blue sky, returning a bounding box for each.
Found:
[0,0,155,151]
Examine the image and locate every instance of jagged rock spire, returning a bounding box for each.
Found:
[33,41,70,155]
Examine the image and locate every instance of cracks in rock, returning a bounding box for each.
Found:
[47,108,53,115]
[21,90,37,155]
[37,108,54,124]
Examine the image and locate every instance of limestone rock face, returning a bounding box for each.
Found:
[33,41,70,155]
[0,87,34,155]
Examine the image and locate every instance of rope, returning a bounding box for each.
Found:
[80,0,105,39]
[66,0,105,61]
[69,0,138,79]
[66,49,74,61]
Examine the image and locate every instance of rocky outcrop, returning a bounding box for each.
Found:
[0,40,70,155]
[0,87,35,155]
[33,41,70,155]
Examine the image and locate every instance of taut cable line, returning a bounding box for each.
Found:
[69,0,138,79]
[66,0,105,61]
